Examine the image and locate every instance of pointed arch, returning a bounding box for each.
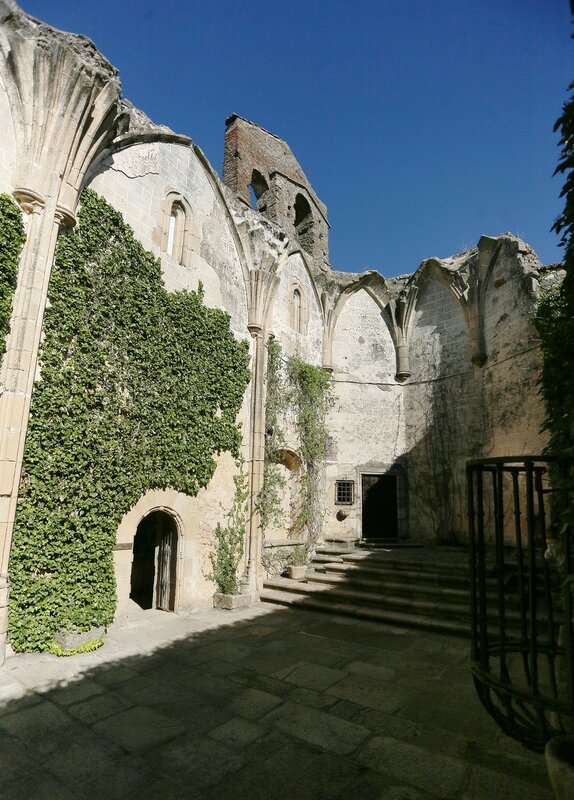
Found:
[405,258,473,344]
[160,190,193,267]
[323,272,393,374]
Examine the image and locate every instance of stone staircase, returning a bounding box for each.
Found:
[261,538,549,637]
[261,538,475,636]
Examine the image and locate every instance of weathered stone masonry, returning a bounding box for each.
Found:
[0,0,555,660]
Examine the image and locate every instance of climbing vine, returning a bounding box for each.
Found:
[206,459,248,595]
[286,354,333,549]
[0,194,25,356]
[258,340,332,551]
[8,189,250,652]
[256,338,287,531]
[535,80,574,601]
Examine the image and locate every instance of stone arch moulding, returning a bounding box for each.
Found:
[159,190,194,268]
[113,490,186,627]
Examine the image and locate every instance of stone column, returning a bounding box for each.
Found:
[0,193,64,663]
[241,323,267,596]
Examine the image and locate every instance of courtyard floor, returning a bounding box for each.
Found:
[0,602,551,799]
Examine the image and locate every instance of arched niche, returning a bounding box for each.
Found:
[271,252,323,362]
[408,275,470,380]
[249,169,270,211]
[265,448,305,543]
[332,288,395,383]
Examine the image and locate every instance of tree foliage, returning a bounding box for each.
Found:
[536,80,574,585]
[8,189,250,651]
[206,461,248,594]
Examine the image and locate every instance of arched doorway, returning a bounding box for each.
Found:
[130,511,178,611]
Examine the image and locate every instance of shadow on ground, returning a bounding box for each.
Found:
[0,598,550,800]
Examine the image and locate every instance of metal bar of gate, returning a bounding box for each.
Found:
[467,464,478,662]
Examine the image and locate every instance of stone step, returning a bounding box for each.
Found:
[315,544,357,556]
[312,553,345,564]
[307,570,472,601]
[317,560,471,588]
[357,540,424,549]
[263,576,473,621]
[259,587,470,637]
[306,570,530,612]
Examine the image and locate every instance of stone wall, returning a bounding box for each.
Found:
[325,288,405,541]
[0,76,15,194]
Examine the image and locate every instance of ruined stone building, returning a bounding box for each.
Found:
[0,1,554,659]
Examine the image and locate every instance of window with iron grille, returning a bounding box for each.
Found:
[335,480,354,505]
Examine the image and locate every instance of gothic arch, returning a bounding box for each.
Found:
[324,273,393,374]
[406,259,472,342]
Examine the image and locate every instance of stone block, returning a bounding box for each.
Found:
[54,625,105,652]
[262,699,370,755]
[356,736,469,798]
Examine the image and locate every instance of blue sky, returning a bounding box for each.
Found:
[23,0,572,276]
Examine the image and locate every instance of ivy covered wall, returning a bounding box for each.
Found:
[8,189,250,652]
[0,193,25,356]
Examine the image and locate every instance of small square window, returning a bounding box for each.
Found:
[335,480,354,505]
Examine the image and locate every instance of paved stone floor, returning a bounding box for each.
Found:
[0,603,551,799]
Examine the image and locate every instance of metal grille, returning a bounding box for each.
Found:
[335,480,354,505]
[467,456,574,751]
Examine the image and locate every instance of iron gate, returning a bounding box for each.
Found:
[467,456,574,751]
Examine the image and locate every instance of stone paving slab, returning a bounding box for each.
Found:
[0,603,551,799]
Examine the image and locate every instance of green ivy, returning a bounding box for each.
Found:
[286,354,333,549]
[48,636,105,657]
[0,194,25,356]
[256,338,287,531]
[258,340,332,550]
[8,189,250,652]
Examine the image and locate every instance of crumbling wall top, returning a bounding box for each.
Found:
[223,114,327,222]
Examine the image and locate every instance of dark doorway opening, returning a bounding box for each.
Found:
[130,511,178,611]
[361,473,399,541]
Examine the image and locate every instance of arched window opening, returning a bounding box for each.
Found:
[294,193,314,254]
[249,169,269,211]
[292,288,302,333]
[166,201,186,263]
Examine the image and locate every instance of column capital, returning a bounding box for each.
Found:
[13,188,45,215]
[54,205,76,230]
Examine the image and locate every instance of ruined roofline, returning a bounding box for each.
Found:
[1,0,119,83]
[329,232,544,299]
[225,113,285,145]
